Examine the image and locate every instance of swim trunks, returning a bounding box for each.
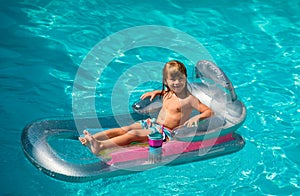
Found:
[138,118,173,141]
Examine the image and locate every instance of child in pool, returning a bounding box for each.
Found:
[79,60,212,154]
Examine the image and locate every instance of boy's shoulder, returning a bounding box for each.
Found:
[188,94,202,104]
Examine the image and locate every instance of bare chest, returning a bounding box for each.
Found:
[163,95,192,113]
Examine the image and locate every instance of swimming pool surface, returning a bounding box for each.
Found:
[1,0,299,195]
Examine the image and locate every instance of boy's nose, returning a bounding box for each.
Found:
[173,80,179,84]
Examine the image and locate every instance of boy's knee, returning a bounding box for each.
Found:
[128,129,138,136]
[129,129,150,137]
[127,123,141,131]
[118,126,131,133]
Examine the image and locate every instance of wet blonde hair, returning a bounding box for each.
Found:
[161,60,187,94]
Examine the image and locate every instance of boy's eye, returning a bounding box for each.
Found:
[168,78,184,83]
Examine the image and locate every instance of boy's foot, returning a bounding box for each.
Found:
[79,135,88,145]
[80,130,103,155]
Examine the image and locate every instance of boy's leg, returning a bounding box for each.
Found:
[101,128,151,148]
[92,127,126,140]
[83,128,151,154]
[88,122,143,141]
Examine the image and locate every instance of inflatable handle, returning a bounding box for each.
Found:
[173,116,225,139]
[132,96,162,114]
[196,60,237,102]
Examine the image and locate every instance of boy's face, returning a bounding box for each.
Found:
[165,71,187,94]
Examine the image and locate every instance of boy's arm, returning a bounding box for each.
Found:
[140,90,162,101]
[184,98,213,127]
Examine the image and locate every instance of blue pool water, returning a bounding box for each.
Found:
[1,0,300,195]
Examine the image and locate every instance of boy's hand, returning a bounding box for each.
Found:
[184,116,199,127]
[140,90,160,101]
